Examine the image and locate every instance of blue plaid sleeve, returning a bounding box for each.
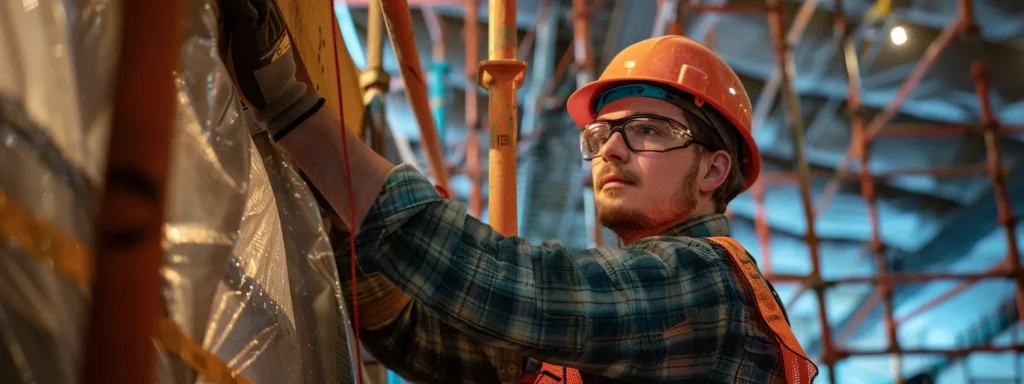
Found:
[353,164,742,382]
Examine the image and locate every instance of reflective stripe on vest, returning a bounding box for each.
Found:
[707,237,818,383]
[529,237,818,384]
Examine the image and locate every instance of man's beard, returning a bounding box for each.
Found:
[598,161,700,241]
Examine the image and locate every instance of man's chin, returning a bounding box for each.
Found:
[597,206,646,229]
[598,186,632,200]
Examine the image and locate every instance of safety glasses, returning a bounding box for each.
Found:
[579,114,713,160]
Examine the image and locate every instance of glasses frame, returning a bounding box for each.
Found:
[579,114,714,160]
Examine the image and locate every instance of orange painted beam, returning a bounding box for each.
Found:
[478,0,526,236]
[80,0,186,382]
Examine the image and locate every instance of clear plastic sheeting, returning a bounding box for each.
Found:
[66,0,122,181]
[1,0,361,382]
[0,94,93,384]
[0,0,97,180]
[158,0,359,382]
[0,0,113,382]
[183,142,303,382]
[155,0,253,382]
[252,124,359,384]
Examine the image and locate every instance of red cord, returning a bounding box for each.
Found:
[326,3,363,382]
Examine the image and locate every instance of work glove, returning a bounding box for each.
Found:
[218,0,325,140]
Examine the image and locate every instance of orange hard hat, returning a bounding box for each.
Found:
[567,35,761,191]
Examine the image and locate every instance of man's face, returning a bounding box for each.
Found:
[589,97,705,241]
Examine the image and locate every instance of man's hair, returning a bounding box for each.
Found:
[689,113,745,213]
[600,81,746,213]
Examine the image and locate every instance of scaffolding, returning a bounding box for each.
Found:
[490,0,1024,379]
[663,0,1023,383]
[3,0,1022,383]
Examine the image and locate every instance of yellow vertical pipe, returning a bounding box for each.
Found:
[478,0,526,235]
[367,0,385,80]
[464,0,483,218]
[360,0,389,154]
[379,0,451,192]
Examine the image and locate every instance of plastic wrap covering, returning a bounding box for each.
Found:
[0,0,94,178]
[0,95,93,384]
[252,130,359,384]
[154,0,252,381]
[0,0,114,382]
[157,0,359,383]
[2,0,360,382]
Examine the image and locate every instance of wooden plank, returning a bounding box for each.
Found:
[279,0,365,138]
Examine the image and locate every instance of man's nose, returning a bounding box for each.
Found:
[598,131,631,163]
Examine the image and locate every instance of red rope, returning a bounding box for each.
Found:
[326,2,363,382]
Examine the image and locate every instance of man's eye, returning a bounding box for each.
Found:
[637,126,660,135]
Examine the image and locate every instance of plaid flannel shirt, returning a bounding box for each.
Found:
[334,164,787,383]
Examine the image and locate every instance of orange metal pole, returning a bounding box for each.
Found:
[959,0,1024,331]
[835,1,901,381]
[574,0,602,247]
[765,0,836,377]
[476,1,527,379]
[80,0,186,383]
[463,0,483,218]
[814,20,960,217]
[744,0,820,312]
[478,0,526,236]
[380,0,451,192]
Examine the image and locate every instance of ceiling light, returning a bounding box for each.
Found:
[890,26,907,45]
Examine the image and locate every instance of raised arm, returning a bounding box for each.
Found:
[218,0,392,231]
[218,1,740,381]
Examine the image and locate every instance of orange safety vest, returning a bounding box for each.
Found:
[526,237,817,384]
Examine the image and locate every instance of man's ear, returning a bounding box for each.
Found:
[698,149,731,194]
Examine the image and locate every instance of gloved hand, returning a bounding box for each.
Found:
[218,0,325,140]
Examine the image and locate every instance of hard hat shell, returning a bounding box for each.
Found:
[567,35,761,191]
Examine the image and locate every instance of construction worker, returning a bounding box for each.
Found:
[218,0,817,382]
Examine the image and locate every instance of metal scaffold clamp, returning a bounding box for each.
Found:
[359,66,392,96]
[477,59,527,91]
[806,273,835,295]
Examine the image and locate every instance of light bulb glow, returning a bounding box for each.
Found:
[890,26,908,45]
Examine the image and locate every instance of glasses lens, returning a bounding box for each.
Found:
[580,122,610,159]
[622,117,692,151]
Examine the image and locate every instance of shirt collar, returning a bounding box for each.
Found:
[659,213,731,238]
